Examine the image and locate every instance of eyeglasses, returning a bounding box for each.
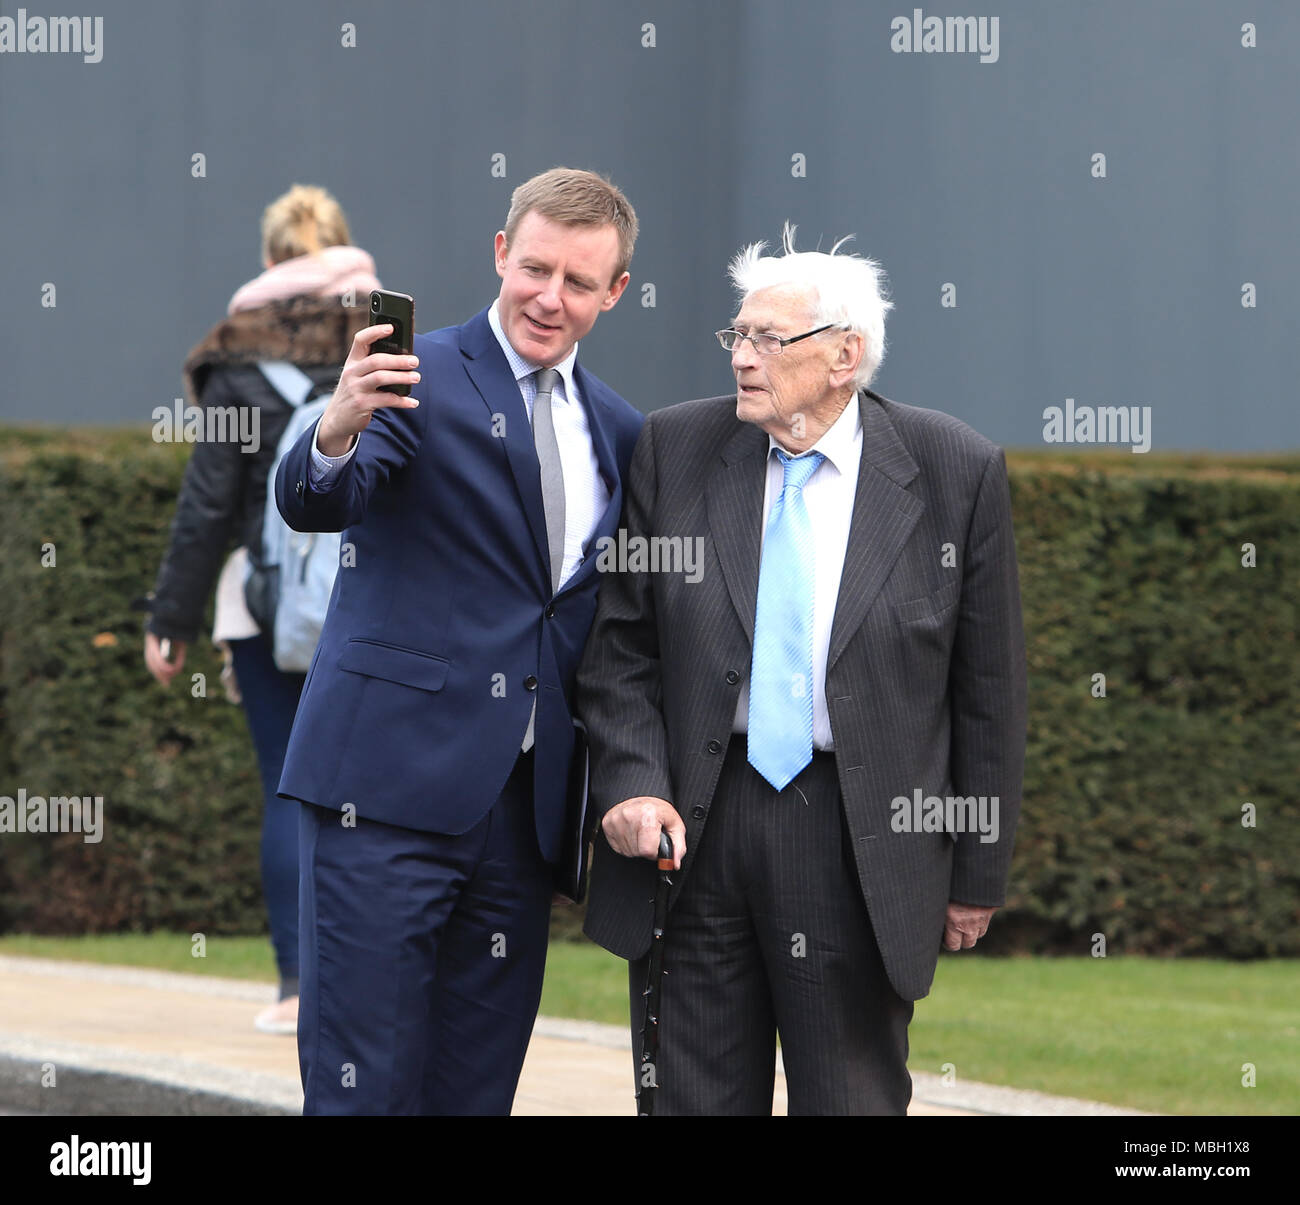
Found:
[715,324,838,355]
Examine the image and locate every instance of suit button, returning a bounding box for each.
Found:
[295,479,304,497]
[544,604,555,619]
[706,739,722,754]
[524,675,538,691]
[691,806,706,820]
[725,669,740,685]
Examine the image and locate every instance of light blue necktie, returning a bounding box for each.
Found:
[748,449,824,791]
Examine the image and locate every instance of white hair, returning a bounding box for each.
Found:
[728,222,893,389]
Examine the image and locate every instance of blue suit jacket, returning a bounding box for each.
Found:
[274,306,644,862]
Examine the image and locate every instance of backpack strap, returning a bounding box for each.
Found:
[257,360,321,407]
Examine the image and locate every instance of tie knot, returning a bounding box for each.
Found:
[534,368,561,399]
[775,448,824,493]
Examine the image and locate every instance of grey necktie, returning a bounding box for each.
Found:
[532,367,566,592]
[522,368,565,752]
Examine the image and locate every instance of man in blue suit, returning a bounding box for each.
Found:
[274,168,642,1114]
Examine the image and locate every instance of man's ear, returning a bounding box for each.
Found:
[829,330,865,388]
[601,271,631,312]
[494,231,509,278]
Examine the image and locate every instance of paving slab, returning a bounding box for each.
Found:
[0,955,1142,1116]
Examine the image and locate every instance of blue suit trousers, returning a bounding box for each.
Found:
[297,751,552,1114]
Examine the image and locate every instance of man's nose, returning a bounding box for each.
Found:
[731,337,758,370]
[535,275,562,309]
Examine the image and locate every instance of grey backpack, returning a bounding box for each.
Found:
[249,361,341,673]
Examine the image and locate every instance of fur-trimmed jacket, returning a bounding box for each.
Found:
[148,294,370,643]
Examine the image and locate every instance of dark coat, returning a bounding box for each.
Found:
[147,296,367,642]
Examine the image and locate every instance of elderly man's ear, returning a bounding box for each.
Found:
[829,331,865,388]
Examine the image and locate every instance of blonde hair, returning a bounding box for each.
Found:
[503,167,638,282]
[261,184,352,265]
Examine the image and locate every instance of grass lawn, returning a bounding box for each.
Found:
[0,932,1291,1115]
[912,955,1295,1117]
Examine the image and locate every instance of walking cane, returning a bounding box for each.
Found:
[636,830,674,1116]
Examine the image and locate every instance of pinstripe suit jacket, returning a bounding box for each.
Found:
[576,389,1027,1001]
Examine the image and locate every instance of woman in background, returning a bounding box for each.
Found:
[144,185,379,1033]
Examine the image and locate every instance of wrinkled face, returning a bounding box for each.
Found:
[494,211,629,367]
[731,285,844,439]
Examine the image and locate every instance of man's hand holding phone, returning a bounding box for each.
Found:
[317,300,420,457]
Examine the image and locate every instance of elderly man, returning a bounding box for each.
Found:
[576,226,1027,1115]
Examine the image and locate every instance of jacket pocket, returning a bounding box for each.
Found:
[892,579,961,625]
[337,638,450,692]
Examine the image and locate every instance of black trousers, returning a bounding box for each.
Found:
[628,738,914,1115]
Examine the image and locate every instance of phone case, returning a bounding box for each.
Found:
[370,289,415,396]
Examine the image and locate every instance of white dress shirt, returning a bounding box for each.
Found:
[732,394,863,751]
[308,300,610,590]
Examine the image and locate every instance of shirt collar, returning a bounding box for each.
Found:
[488,299,579,403]
[766,392,862,477]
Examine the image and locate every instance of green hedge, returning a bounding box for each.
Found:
[0,429,263,938]
[1,427,1296,956]
[995,453,1298,956]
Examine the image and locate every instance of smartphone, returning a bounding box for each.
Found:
[369,289,415,395]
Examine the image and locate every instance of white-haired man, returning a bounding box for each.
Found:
[576,227,1027,1114]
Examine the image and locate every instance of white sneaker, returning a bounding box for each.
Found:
[254,996,298,1035]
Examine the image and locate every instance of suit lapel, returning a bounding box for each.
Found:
[574,364,619,496]
[706,418,769,642]
[459,309,551,578]
[827,392,923,671]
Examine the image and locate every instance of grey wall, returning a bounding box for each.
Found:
[1,0,1295,450]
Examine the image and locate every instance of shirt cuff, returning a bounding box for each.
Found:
[308,420,358,490]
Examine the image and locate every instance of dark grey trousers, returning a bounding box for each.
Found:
[628,738,914,1115]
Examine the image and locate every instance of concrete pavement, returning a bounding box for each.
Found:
[0,955,1142,1116]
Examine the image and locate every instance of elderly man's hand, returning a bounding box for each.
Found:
[600,797,686,869]
[942,901,998,951]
